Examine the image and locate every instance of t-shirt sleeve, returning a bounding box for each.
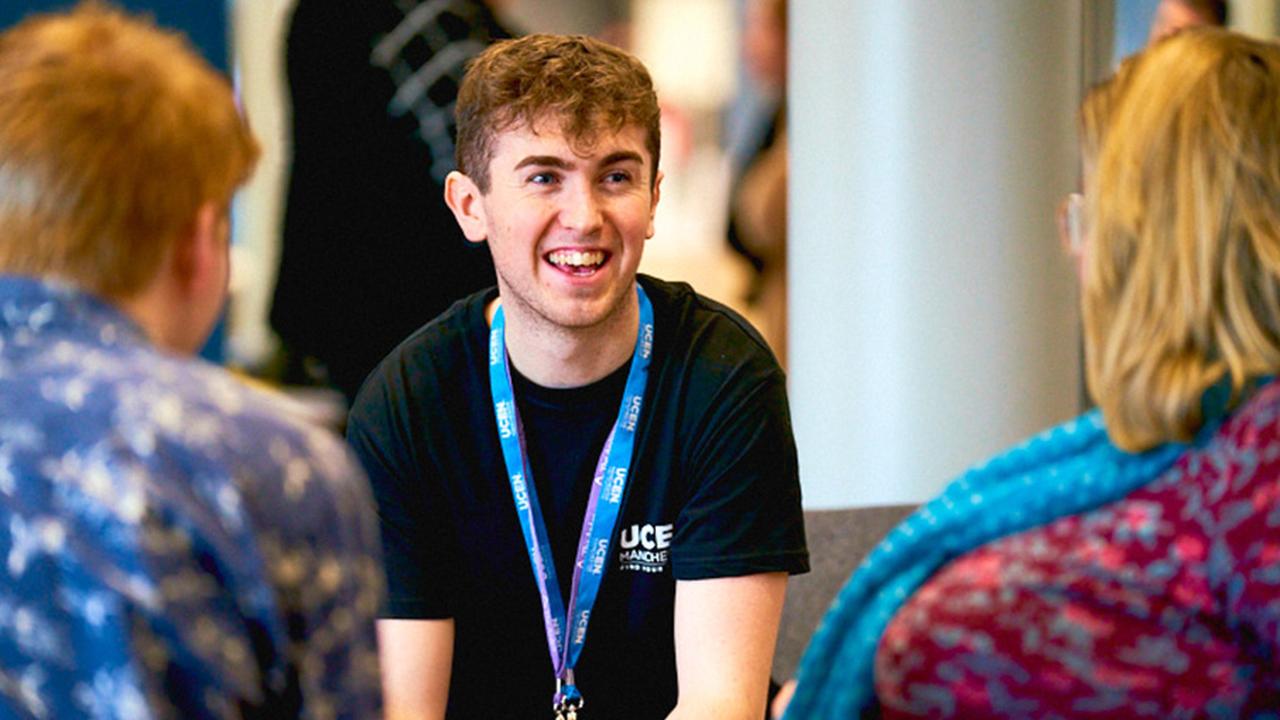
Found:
[347,363,459,619]
[670,370,809,580]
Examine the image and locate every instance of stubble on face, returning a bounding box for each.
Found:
[480,119,657,341]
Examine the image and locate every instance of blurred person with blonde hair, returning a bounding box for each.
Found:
[0,4,383,717]
[783,28,1280,718]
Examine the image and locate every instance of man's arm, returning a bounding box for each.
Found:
[667,572,788,720]
[379,618,455,720]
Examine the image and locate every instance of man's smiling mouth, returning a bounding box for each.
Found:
[547,249,607,276]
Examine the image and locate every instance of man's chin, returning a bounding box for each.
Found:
[543,296,631,332]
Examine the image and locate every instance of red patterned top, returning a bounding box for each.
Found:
[876,383,1280,718]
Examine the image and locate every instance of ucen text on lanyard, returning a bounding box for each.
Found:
[488,284,655,720]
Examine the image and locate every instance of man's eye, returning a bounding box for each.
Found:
[604,171,632,185]
[529,172,558,185]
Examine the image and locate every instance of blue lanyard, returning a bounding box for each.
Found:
[488,284,654,714]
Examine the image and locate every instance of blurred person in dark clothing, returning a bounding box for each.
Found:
[271,0,513,401]
[1148,0,1226,44]
[728,0,788,366]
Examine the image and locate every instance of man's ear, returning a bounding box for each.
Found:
[646,169,664,239]
[173,201,224,294]
[444,170,489,244]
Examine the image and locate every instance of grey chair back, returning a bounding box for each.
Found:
[773,505,916,681]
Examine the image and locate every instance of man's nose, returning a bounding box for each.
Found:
[557,181,604,235]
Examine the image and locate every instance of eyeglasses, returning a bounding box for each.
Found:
[1063,192,1085,254]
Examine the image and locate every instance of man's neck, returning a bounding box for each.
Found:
[114,282,191,355]
[489,289,640,389]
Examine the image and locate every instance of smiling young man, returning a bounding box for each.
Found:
[347,34,808,719]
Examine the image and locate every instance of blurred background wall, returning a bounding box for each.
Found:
[4,0,1278,509]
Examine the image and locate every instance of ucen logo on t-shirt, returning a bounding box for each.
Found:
[617,523,672,574]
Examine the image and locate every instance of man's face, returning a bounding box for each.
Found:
[473,120,661,332]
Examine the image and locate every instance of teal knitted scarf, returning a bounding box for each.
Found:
[781,391,1240,718]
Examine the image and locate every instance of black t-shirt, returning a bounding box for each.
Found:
[348,275,808,719]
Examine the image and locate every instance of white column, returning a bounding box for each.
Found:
[1233,0,1280,36]
[228,0,294,369]
[789,1,1084,507]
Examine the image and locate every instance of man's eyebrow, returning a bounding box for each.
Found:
[511,150,643,172]
[601,150,643,166]
[513,155,572,171]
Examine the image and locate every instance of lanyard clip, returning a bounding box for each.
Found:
[554,671,583,715]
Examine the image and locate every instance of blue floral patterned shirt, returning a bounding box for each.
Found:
[0,275,383,719]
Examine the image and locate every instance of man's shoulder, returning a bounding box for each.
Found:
[6,330,335,450]
[349,288,492,423]
[640,275,781,375]
[0,343,382,718]
[4,336,370,546]
[106,356,348,485]
[375,288,489,372]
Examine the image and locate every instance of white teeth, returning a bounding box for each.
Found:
[548,250,604,267]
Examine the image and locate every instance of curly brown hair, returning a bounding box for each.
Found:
[455,34,661,192]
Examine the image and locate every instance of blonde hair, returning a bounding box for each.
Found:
[1078,59,1135,174]
[0,2,259,298]
[1083,28,1280,450]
